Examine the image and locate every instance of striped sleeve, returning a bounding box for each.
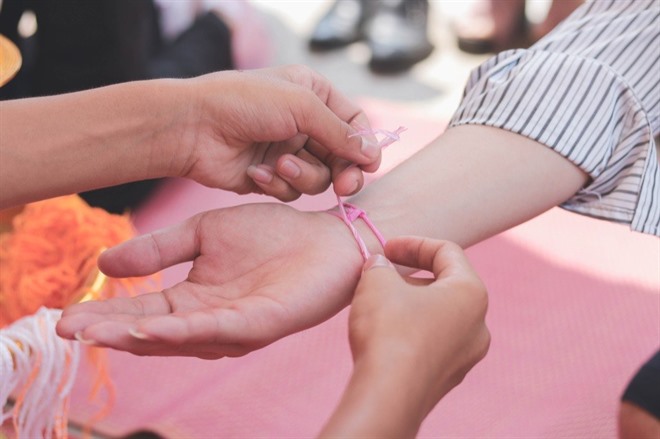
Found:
[449,0,660,236]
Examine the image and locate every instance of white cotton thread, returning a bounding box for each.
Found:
[0,307,80,438]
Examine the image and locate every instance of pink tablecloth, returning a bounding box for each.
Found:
[69,101,660,438]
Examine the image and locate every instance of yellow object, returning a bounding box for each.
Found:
[0,34,21,87]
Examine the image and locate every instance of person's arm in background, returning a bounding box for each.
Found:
[320,237,490,438]
[0,65,381,209]
[349,124,588,249]
[340,0,659,245]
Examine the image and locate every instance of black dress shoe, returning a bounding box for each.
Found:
[365,0,434,73]
[309,0,372,50]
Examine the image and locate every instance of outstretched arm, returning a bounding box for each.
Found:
[0,65,381,209]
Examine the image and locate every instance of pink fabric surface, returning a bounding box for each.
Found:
[68,101,659,438]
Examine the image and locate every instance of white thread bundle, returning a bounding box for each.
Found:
[1,307,80,438]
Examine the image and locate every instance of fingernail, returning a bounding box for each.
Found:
[74,331,98,346]
[348,179,360,195]
[128,327,153,340]
[363,254,392,271]
[279,159,301,179]
[361,137,380,159]
[247,165,273,184]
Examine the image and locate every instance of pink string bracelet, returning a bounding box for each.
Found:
[328,126,406,261]
[328,202,387,260]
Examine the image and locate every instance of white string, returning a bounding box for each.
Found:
[0,307,80,438]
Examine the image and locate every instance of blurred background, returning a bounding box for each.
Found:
[250,0,558,121]
[253,0,485,122]
[248,0,583,141]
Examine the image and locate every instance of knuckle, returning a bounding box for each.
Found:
[471,281,489,317]
[291,90,317,125]
[474,326,492,363]
[292,64,314,77]
[455,276,489,315]
[440,239,461,253]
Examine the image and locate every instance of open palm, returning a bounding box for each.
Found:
[56,203,364,359]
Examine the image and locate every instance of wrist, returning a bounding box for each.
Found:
[326,203,386,259]
[326,202,422,276]
[357,344,440,417]
[322,350,432,438]
[141,78,202,180]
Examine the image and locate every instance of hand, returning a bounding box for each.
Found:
[56,203,366,358]
[349,237,490,410]
[172,65,381,201]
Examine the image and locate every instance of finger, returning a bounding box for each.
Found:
[354,254,403,298]
[56,312,139,340]
[247,164,302,202]
[385,236,476,280]
[303,139,369,196]
[270,65,380,166]
[356,152,381,174]
[291,89,381,166]
[332,164,364,196]
[73,320,139,348]
[98,215,203,277]
[274,150,332,195]
[307,72,383,167]
[127,301,288,353]
[61,292,171,318]
[403,276,434,286]
[67,320,230,357]
[72,319,250,358]
[56,292,172,337]
[132,310,246,345]
[265,65,382,170]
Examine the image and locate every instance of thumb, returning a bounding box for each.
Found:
[354,254,402,298]
[98,214,201,278]
[363,254,394,272]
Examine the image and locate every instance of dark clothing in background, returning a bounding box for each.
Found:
[0,0,233,213]
[622,349,660,419]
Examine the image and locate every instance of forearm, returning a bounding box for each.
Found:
[320,353,434,438]
[350,125,589,250]
[0,79,194,208]
[345,0,659,249]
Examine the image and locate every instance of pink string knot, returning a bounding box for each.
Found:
[331,126,405,260]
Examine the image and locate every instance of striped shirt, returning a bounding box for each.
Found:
[450,0,660,236]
